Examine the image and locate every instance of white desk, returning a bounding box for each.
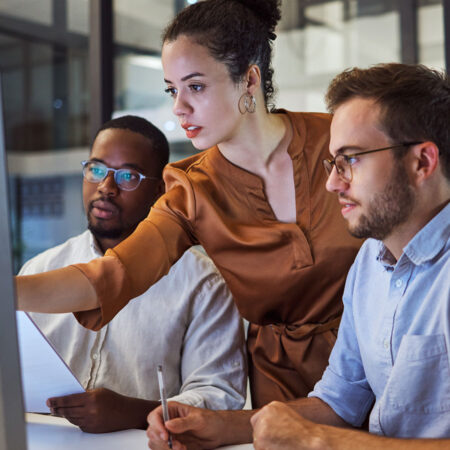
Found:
[26,414,254,450]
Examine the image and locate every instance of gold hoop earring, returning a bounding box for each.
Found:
[238,93,257,114]
[244,94,256,113]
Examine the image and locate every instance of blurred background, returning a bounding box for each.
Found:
[0,0,447,271]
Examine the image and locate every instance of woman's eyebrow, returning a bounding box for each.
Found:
[164,72,205,84]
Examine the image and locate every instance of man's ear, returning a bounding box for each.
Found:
[410,141,440,185]
[245,64,261,96]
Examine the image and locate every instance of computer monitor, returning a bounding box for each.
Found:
[0,75,27,449]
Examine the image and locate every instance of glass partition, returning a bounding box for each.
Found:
[418,0,445,67]
[0,1,89,269]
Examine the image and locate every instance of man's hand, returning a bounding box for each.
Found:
[146,402,224,450]
[251,401,450,450]
[251,401,330,450]
[47,387,158,433]
[147,401,253,450]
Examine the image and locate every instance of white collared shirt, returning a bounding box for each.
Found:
[20,230,247,409]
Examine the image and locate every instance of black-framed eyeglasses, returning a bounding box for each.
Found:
[81,160,159,191]
[323,141,423,183]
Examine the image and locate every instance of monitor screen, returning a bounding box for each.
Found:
[0,74,27,449]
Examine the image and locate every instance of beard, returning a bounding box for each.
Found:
[87,219,125,240]
[86,199,149,241]
[349,159,416,240]
[87,211,126,240]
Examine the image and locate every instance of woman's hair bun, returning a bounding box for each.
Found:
[235,0,282,34]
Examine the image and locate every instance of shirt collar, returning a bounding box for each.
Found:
[403,202,450,265]
[377,202,450,267]
[88,231,104,257]
[377,242,396,267]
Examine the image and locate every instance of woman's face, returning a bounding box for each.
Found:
[162,35,245,150]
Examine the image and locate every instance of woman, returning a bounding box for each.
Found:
[18,0,360,408]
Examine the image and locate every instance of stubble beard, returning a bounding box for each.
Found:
[349,160,416,241]
[86,198,126,240]
[87,204,151,242]
[87,215,126,240]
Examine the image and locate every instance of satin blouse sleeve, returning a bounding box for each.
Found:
[72,166,198,330]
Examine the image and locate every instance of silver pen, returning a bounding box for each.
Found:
[157,365,173,449]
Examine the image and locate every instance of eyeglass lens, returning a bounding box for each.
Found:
[83,161,142,191]
[323,156,352,182]
[335,155,352,181]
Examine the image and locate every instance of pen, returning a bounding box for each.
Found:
[157,365,173,449]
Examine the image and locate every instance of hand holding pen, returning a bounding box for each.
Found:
[157,365,173,449]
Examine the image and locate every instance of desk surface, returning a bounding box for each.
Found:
[27,414,254,450]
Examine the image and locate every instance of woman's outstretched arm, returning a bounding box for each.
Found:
[15,266,98,313]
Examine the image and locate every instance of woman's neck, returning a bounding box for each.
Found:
[217,110,288,172]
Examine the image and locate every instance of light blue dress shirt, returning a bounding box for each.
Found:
[310,203,450,438]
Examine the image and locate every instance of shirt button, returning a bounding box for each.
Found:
[92,353,98,360]
[395,279,403,288]
[384,339,390,349]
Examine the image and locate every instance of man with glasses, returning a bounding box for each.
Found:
[19,115,246,433]
[148,63,449,449]
[248,63,450,448]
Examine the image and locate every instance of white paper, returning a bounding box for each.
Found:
[17,311,85,412]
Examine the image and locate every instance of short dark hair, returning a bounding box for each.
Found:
[94,115,170,178]
[325,63,450,179]
[163,0,281,109]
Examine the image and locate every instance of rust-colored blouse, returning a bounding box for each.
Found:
[74,110,361,406]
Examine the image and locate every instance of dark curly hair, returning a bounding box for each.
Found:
[163,0,281,109]
[326,63,450,180]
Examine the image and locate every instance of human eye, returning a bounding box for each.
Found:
[346,155,359,165]
[119,170,139,182]
[164,86,177,97]
[189,83,204,93]
[90,163,106,178]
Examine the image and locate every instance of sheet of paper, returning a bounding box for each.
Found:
[16,311,85,412]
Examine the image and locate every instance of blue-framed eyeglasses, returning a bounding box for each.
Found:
[323,142,423,183]
[81,160,159,191]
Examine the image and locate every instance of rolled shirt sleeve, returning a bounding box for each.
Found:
[167,264,247,409]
